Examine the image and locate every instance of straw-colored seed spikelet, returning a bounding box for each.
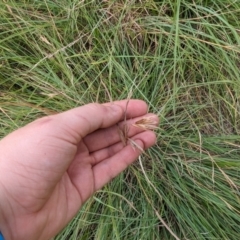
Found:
[118,123,129,146]
[132,117,158,130]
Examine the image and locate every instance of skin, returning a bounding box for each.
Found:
[0,100,158,240]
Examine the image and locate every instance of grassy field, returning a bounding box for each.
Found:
[1,0,240,239]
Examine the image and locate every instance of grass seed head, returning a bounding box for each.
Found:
[133,117,158,130]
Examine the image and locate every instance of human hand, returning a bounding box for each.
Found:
[0,100,158,240]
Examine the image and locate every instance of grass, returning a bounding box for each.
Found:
[1,0,240,239]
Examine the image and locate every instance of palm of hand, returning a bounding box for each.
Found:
[0,100,157,240]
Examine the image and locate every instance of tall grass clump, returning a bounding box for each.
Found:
[0,0,240,239]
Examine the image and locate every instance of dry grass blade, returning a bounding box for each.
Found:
[128,138,144,152]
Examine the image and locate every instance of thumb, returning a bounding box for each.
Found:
[0,102,124,172]
[52,102,124,143]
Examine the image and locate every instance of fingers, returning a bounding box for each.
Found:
[92,130,156,190]
[84,113,159,152]
[90,130,156,165]
[53,99,148,143]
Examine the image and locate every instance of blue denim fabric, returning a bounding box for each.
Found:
[0,232,4,240]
